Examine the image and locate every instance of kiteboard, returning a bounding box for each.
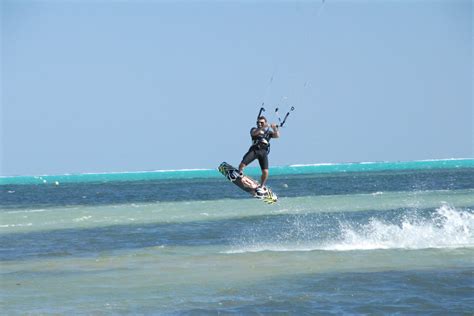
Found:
[218,162,278,204]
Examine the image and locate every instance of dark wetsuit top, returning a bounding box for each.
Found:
[241,127,275,170]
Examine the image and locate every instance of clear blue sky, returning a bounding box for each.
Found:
[1,0,472,176]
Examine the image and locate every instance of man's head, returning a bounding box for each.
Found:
[257,116,267,127]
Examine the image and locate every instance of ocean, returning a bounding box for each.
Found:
[1,159,473,314]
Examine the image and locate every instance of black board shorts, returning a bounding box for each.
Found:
[241,146,269,170]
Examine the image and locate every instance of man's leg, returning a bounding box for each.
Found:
[240,149,256,174]
[258,150,269,187]
[238,163,246,174]
[260,168,269,187]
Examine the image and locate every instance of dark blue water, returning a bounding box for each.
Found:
[2,168,473,209]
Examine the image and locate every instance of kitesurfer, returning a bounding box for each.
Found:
[238,116,280,194]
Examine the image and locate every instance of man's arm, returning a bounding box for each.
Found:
[270,124,280,138]
[251,127,267,137]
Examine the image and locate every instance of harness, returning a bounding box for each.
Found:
[251,127,272,153]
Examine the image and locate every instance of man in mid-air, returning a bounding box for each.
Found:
[238,115,280,195]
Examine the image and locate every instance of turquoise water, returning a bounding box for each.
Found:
[1,158,472,185]
[1,159,473,314]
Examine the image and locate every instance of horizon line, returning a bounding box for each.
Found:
[1,157,472,179]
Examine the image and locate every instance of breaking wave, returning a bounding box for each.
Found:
[226,205,474,253]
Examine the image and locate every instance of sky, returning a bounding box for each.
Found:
[1,0,472,176]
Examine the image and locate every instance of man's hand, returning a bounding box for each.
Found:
[270,123,280,138]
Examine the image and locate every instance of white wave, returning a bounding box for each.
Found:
[0,223,33,228]
[5,209,48,214]
[225,205,474,254]
[288,163,339,167]
[288,158,472,168]
[323,205,473,251]
[371,191,384,196]
[224,244,320,254]
[288,161,386,167]
[415,158,473,162]
[73,216,92,222]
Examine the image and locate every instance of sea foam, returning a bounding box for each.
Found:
[323,204,473,251]
[225,205,473,253]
